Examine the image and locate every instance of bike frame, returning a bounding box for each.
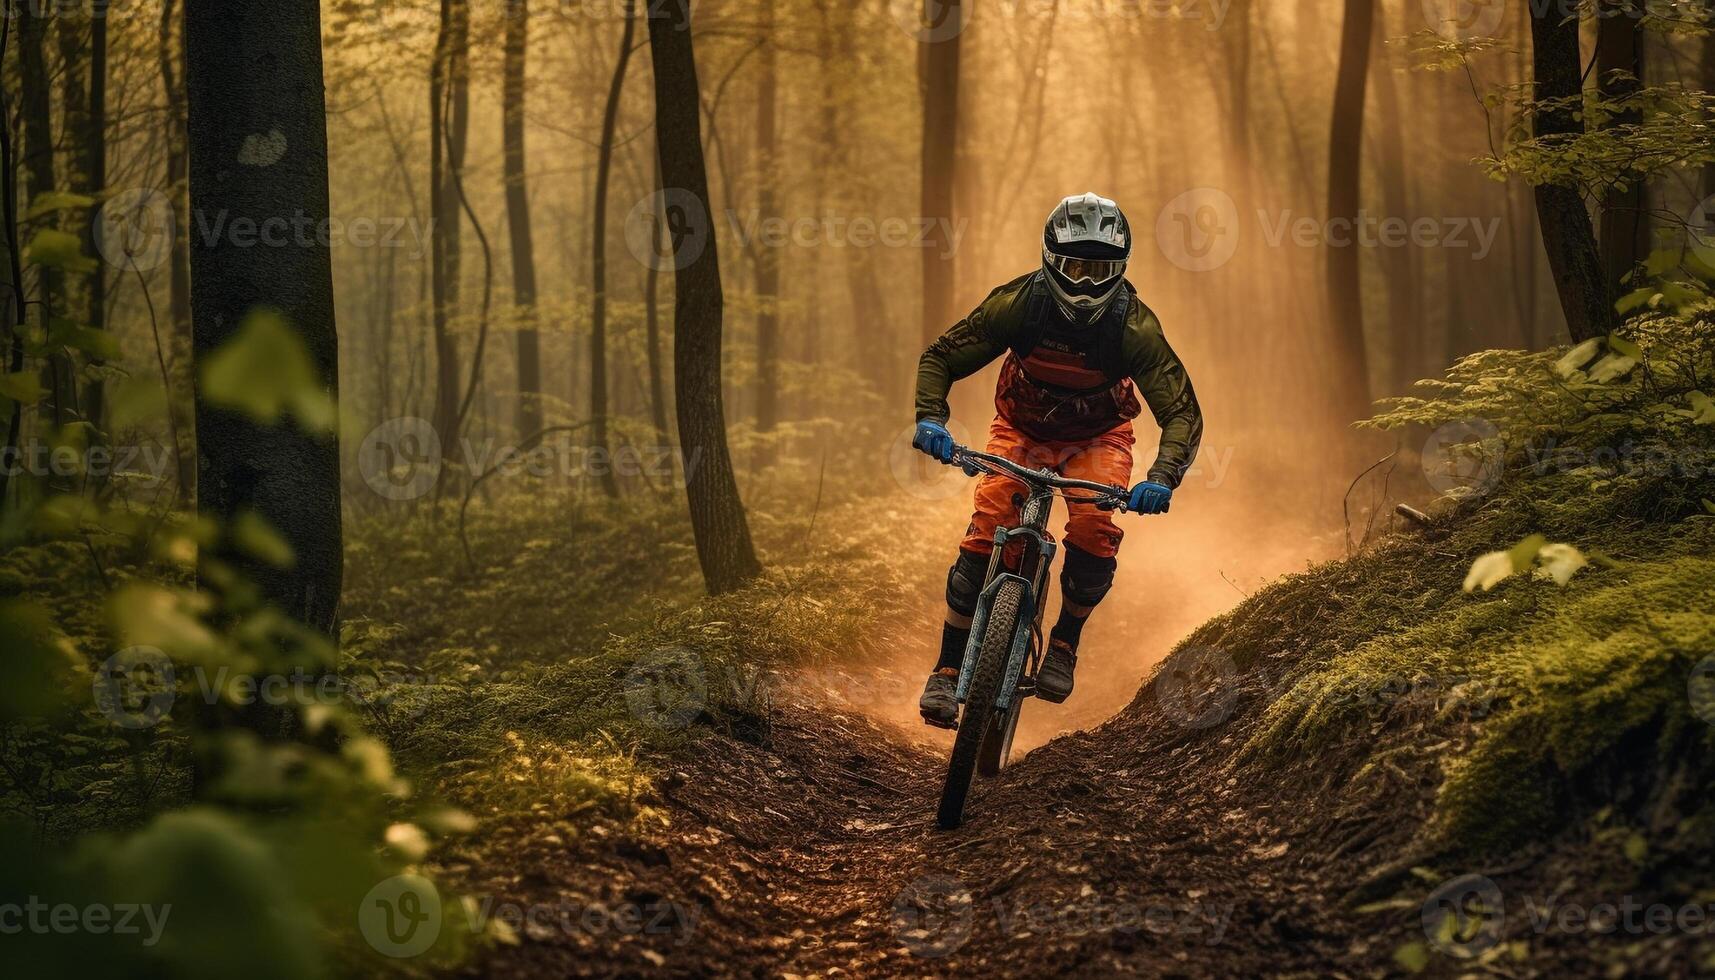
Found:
[950,448,1128,715]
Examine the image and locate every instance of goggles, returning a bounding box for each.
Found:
[1044,249,1125,286]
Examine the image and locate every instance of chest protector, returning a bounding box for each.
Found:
[994,274,1143,443]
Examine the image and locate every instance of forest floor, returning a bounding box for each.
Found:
[324,391,1715,980]
[346,429,1715,978]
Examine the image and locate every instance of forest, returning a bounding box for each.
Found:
[2,0,1714,976]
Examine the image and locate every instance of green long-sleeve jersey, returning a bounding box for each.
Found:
[914,272,1204,488]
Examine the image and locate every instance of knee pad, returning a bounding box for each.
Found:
[945,552,988,618]
[1060,544,1117,608]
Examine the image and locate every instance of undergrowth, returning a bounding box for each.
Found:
[1154,312,1715,858]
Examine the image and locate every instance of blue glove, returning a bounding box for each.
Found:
[1127,481,1173,514]
[912,419,955,464]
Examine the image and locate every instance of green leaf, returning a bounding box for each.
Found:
[1688,392,1715,425]
[230,511,295,568]
[1464,550,1514,592]
[1624,832,1649,864]
[1615,286,1655,314]
[0,600,82,721]
[1703,499,1715,515]
[1606,333,1644,360]
[1508,533,1547,573]
[47,317,121,361]
[200,309,335,430]
[1553,338,1601,378]
[0,371,48,405]
[1393,942,1430,973]
[24,190,95,220]
[23,228,98,274]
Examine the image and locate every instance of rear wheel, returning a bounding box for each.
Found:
[938,579,1024,829]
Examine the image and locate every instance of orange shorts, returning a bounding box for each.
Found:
[960,416,1136,560]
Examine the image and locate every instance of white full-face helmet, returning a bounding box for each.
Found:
[1041,192,1131,323]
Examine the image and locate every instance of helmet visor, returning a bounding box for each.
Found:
[1044,250,1125,286]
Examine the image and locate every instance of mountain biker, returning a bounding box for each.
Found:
[912,192,1203,728]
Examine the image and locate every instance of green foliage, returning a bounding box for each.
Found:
[23,228,99,274]
[1487,83,1715,195]
[199,309,335,430]
[1177,315,1715,861]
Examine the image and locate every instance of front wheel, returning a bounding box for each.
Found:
[937,578,1024,829]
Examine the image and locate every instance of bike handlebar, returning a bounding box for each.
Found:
[950,445,1132,512]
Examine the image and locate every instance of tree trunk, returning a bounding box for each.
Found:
[1530,4,1613,342]
[646,0,761,594]
[590,0,636,498]
[84,3,109,432]
[159,0,195,501]
[1597,1,1645,297]
[918,0,960,345]
[19,3,62,431]
[1,9,27,510]
[183,0,342,632]
[429,0,469,466]
[503,0,542,440]
[1325,0,1374,421]
[54,15,92,430]
[643,148,671,455]
[1368,4,1421,392]
[752,0,780,466]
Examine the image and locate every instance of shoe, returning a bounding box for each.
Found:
[1036,639,1077,703]
[920,668,960,729]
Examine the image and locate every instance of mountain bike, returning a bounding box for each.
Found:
[936,444,1134,830]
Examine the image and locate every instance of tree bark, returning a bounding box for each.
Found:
[19,3,62,431]
[84,4,109,431]
[430,0,469,465]
[646,0,761,594]
[503,0,542,440]
[159,0,195,500]
[1325,0,1374,420]
[643,147,670,456]
[590,0,636,497]
[918,0,960,345]
[1530,3,1613,342]
[54,15,93,430]
[1597,1,1645,297]
[184,0,342,629]
[1368,3,1421,392]
[752,0,780,466]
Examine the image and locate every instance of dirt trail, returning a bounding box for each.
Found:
[462,476,1348,977]
[465,671,1363,978]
